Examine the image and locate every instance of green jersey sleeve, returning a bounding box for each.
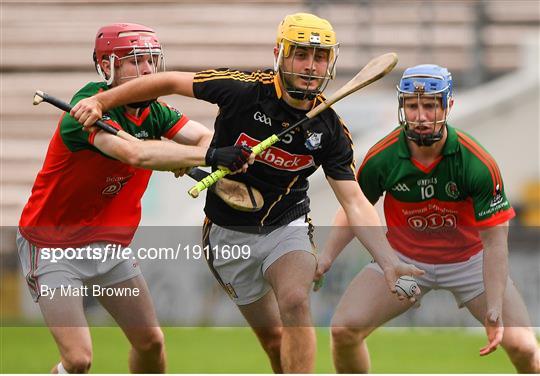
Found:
[357,156,385,205]
[457,130,513,224]
[466,155,512,223]
[154,102,189,139]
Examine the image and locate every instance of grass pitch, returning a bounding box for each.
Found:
[0,326,515,373]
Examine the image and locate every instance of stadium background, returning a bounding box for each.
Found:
[1,0,538,373]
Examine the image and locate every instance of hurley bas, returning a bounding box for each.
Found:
[40,284,140,300]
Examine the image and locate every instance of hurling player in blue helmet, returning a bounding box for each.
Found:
[398,64,453,146]
[316,64,540,373]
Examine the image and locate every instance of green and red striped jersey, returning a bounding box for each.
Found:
[19,81,189,248]
[357,125,515,264]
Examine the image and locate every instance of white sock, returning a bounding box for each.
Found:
[57,362,69,374]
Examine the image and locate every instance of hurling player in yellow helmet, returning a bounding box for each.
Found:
[274,13,339,100]
[71,12,424,374]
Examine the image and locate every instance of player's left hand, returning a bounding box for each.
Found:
[480,309,503,356]
[382,261,424,303]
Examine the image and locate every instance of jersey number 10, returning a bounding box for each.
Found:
[420,184,435,200]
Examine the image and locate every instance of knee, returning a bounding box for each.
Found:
[331,326,368,348]
[63,348,92,373]
[132,328,165,354]
[279,289,310,318]
[504,336,539,361]
[259,328,282,358]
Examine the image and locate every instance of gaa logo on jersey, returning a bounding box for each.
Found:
[102,175,132,195]
[253,111,272,126]
[445,181,460,199]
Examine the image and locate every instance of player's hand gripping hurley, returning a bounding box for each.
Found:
[188,52,398,198]
[33,90,264,212]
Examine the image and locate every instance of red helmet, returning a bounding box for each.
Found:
[93,23,165,85]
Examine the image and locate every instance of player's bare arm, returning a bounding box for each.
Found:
[168,119,213,177]
[93,131,250,173]
[171,119,213,147]
[313,206,354,286]
[327,178,424,292]
[71,72,196,128]
[478,222,509,356]
[93,131,206,169]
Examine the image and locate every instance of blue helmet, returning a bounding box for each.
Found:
[398,64,453,108]
[397,64,453,146]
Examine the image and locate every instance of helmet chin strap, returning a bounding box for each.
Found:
[95,55,117,86]
[398,91,450,147]
[285,83,318,100]
[289,91,317,100]
[405,121,446,147]
[279,70,320,101]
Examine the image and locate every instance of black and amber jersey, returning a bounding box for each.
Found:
[193,68,356,230]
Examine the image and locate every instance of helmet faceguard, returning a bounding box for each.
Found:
[93,23,165,86]
[274,13,339,100]
[397,64,453,147]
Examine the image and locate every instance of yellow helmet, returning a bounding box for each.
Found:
[274,13,339,100]
[277,13,337,57]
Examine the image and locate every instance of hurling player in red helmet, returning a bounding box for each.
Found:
[17,23,251,374]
